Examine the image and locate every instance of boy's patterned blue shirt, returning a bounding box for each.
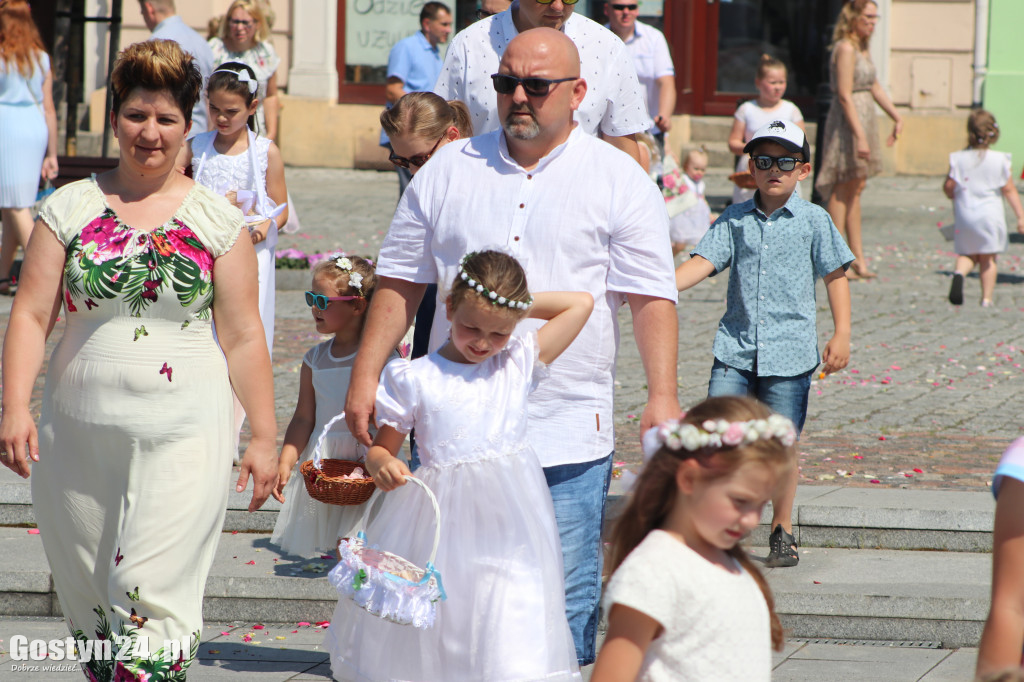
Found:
[693,191,854,377]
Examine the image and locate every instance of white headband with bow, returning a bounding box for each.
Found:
[212,68,258,94]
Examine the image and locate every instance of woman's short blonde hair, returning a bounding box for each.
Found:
[109,39,202,125]
[220,0,271,43]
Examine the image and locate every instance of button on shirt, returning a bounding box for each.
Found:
[611,20,675,135]
[380,31,444,145]
[378,127,676,467]
[434,8,651,137]
[693,192,854,377]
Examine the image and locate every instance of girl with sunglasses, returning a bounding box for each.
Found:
[380,91,473,176]
[270,255,396,556]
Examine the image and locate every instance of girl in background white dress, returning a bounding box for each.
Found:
[944,109,1024,307]
[325,250,591,682]
[271,256,384,556]
[592,397,793,682]
[727,54,806,205]
[183,61,287,443]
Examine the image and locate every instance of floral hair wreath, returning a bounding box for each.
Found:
[641,412,797,462]
[458,253,532,310]
[334,256,364,295]
[212,67,258,94]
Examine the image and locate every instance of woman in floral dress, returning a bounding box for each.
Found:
[0,40,277,682]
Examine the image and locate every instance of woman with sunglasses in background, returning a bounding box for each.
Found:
[208,0,280,141]
[814,0,902,279]
[380,91,473,360]
[270,255,397,557]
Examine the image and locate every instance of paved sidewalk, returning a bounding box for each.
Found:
[0,616,982,681]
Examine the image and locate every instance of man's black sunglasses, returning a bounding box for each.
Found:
[751,155,801,172]
[491,74,577,97]
[610,4,639,10]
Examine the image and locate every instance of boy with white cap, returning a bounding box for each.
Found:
[675,120,854,567]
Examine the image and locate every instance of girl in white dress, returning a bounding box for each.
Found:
[727,54,806,205]
[592,396,794,682]
[271,256,380,556]
[943,109,1024,307]
[183,61,287,442]
[325,250,592,682]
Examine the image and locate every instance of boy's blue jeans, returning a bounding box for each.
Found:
[543,452,614,666]
[707,358,813,433]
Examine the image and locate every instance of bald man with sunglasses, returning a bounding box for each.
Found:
[435,0,650,164]
[349,29,678,666]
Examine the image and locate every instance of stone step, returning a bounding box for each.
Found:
[0,527,990,647]
[0,469,995,552]
[763,545,990,649]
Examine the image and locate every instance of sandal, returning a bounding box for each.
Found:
[948,273,964,305]
[0,278,14,296]
[765,525,799,567]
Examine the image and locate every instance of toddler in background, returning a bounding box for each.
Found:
[943,109,1024,307]
[591,397,793,682]
[727,54,806,205]
[271,256,386,557]
[670,148,715,255]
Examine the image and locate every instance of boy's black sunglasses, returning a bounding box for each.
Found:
[491,74,577,97]
[751,155,801,172]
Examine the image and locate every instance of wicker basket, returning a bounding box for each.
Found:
[301,413,376,506]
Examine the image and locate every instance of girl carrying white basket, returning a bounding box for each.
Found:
[325,250,591,681]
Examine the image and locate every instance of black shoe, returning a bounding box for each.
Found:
[948,273,964,305]
[765,525,798,567]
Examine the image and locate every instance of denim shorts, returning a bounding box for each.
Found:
[543,453,614,666]
[707,358,814,434]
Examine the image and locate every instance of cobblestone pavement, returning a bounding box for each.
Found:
[10,167,1024,492]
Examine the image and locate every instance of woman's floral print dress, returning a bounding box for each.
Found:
[32,178,244,681]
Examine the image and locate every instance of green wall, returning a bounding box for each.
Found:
[984,0,1024,173]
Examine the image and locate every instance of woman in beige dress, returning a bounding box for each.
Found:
[0,40,276,681]
[815,0,903,279]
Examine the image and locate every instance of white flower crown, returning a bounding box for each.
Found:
[458,254,532,310]
[212,67,258,94]
[335,256,363,295]
[642,412,797,461]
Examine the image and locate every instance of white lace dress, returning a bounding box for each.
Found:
[190,129,277,355]
[324,332,580,682]
[270,340,367,557]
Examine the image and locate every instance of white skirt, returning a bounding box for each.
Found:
[324,448,580,682]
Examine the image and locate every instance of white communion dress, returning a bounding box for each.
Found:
[190,129,277,355]
[324,332,580,682]
[271,340,367,557]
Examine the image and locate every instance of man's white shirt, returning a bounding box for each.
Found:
[613,20,675,134]
[378,127,676,467]
[435,9,652,138]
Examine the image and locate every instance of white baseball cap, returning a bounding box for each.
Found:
[743,119,811,161]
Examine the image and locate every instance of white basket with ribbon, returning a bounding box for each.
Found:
[328,476,446,628]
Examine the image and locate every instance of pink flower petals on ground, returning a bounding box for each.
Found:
[27,529,39,534]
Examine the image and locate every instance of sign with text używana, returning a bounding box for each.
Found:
[347,0,437,68]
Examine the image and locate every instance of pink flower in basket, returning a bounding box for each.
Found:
[662,174,677,190]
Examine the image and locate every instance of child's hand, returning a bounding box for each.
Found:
[1016,217,1024,235]
[371,456,412,492]
[821,332,850,375]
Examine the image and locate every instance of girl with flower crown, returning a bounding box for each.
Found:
[324,250,591,681]
[270,256,386,556]
[591,396,794,682]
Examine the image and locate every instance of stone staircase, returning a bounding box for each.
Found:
[0,469,994,649]
[686,115,819,171]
